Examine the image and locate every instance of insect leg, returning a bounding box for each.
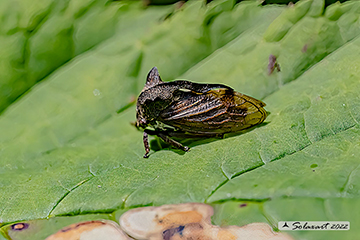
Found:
[143,131,150,158]
[157,132,190,152]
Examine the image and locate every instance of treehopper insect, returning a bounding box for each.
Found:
[136,67,267,158]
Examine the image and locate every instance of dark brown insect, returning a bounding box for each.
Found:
[136,67,267,158]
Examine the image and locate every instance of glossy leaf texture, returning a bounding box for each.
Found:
[1,0,360,239]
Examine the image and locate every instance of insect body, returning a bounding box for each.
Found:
[136,67,267,158]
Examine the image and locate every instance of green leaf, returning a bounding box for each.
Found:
[1,0,360,239]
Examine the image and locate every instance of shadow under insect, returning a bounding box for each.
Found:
[149,122,269,156]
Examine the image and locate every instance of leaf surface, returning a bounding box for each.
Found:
[1,0,360,239]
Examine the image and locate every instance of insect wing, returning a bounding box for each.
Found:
[159,89,267,134]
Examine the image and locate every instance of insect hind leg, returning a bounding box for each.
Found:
[143,129,190,157]
[157,132,190,152]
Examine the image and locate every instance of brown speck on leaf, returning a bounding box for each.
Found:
[175,1,186,9]
[268,54,281,75]
[302,44,308,53]
[239,203,247,208]
[11,223,29,231]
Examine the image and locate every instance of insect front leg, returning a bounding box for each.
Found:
[157,132,190,152]
[143,131,150,158]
